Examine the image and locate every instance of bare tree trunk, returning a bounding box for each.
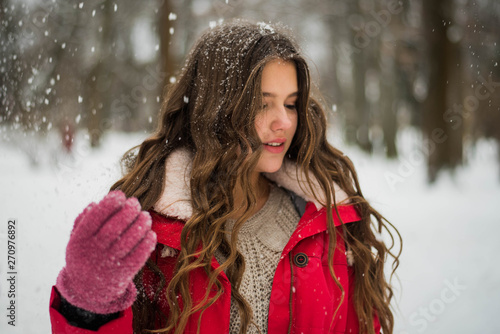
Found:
[379,1,404,159]
[323,7,344,126]
[380,48,398,158]
[0,0,15,123]
[86,0,114,147]
[422,0,462,182]
[159,0,175,90]
[445,36,463,167]
[345,0,372,152]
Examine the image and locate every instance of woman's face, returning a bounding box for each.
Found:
[254,59,298,174]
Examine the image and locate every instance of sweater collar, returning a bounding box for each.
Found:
[153,148,348,220]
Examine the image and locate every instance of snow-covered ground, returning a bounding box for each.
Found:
[0,128,499,333]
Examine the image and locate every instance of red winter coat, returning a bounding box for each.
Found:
[50,151,381,333]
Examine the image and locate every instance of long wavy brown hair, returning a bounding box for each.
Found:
[111,19,401,334]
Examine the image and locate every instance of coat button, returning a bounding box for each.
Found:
[293,252,308,268]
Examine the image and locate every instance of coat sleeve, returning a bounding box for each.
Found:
[49,286,133,333]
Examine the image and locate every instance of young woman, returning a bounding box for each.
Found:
[50,19,401,334]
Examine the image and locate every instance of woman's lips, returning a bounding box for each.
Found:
[263,141,286,154]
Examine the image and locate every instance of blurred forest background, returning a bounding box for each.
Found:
[1,0,499,183]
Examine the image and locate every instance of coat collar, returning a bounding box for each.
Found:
[153,148,349,220]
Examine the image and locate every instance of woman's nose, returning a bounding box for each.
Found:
[270,106,293,132]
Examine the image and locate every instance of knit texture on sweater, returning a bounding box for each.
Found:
[216,184,300,334]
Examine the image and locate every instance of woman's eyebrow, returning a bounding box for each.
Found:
[262,92,299,98]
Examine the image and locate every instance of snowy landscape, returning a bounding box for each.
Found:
[1,128,499,333]
[1,0,499,332]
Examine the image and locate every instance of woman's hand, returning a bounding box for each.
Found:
[56,190,157,314]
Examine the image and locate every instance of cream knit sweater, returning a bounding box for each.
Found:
[216,184,300,334]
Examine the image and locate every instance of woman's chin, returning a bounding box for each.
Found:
[256,159,285,174]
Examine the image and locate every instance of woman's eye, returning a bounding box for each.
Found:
[262,104,269,110]
[285,104,297,110]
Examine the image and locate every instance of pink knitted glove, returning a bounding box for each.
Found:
[56,190,157,314]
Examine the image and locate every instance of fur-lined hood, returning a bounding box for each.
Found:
[153,148,349,220]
